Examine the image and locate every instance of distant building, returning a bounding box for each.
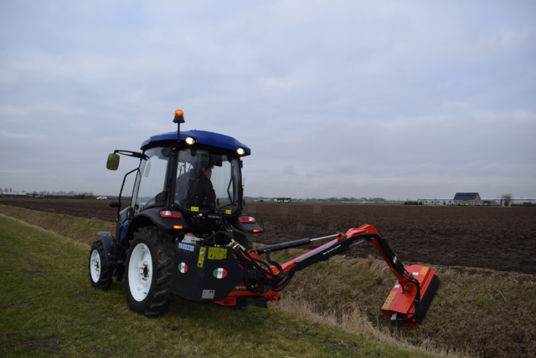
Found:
[482,200,498,206]
[273,197,292,203]
[453,192,482,206]
[417,199,453,206]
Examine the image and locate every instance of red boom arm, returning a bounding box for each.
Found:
[217,224,440,326]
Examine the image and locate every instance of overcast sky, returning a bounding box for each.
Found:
[1,1,535,200]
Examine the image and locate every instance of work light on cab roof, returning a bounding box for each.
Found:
[91,108,439,328]
[185,136,196,145]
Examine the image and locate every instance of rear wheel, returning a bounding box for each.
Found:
[89,240,113,289]
[125,227,174,316]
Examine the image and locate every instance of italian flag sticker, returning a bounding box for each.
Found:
[212,268,228,279]
[178,262,188,274]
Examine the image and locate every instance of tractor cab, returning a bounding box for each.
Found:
[138,130,247,218]
[105,110,260,249]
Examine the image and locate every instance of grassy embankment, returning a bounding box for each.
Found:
[1,204,535,357]
[0,208,433,357]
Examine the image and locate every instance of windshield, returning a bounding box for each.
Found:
[134,147,171,211]
[175,149,240,213]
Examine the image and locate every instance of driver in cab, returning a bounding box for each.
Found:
[176,165,216,210]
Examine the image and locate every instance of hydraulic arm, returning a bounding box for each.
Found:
[224,224,439,327]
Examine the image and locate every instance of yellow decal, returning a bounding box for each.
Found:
[382,291,397,310]
[208,247,227,260]
[197,247,206,268]
[225,209,232,215]
[191,206,199,212]
[420,266,429,275]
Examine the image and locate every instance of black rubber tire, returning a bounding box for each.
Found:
[89,240,113,289]
[125,227,174,317]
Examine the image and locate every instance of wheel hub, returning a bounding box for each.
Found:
[90,249,101,282]
[128,243,153,302]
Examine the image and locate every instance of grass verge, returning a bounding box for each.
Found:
[0,210,434,358]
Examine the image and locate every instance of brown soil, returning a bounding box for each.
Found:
[2,198,535,274]
[247,202,536,274]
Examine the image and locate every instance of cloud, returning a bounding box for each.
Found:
[243,109,536,199]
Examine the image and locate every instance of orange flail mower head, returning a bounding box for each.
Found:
[381,264,440,327]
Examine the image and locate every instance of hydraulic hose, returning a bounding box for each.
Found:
[232,246,287,293]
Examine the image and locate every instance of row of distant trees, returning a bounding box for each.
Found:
[0,189,95,199]
[0,188,519,206]
[245,196,391,203]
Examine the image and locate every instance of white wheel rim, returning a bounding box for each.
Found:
[128,243,153,302]
[90,249,101,282]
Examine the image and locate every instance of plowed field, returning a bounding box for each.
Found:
[2,198,535,274]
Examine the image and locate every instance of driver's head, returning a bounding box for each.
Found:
[201,166,212,178]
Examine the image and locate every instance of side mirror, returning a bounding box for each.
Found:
[106,153,120,170]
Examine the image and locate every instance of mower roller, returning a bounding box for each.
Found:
[88,109,439,327]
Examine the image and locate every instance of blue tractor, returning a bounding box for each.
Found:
[89,110,439,326]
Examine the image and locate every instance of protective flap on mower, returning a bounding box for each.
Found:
[381,264,440,327]
[171,242,243,301]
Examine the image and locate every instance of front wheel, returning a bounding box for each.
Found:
[89,240,113,289]
[125,227,174,316]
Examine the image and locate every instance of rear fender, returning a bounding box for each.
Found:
[97,232,115,254]
[125,208,187,244]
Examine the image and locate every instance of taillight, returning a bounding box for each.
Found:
[160,210,182,218]
[238,216,256,224]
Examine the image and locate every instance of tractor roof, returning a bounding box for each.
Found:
[141,129,251,155]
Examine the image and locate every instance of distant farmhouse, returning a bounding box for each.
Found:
[418,192,499,206]
[453,192,482,206]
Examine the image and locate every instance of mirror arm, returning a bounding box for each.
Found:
[114,150,147,159]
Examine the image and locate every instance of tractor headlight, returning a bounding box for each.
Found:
[236,147,246,156]
[185,136,196,145]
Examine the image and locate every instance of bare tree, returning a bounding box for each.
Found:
[501,194,512,206]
